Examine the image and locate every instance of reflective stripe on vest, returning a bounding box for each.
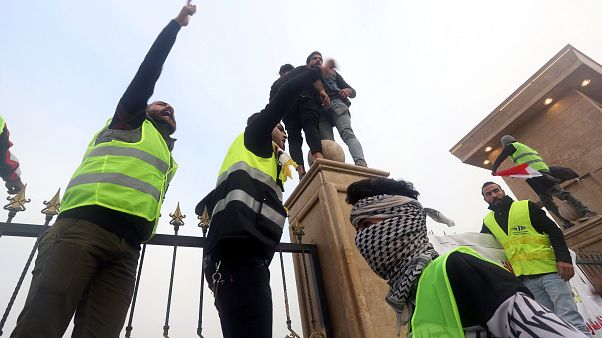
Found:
[61,119,177,228]
[412,246,498,337]
[87,146,169,174]
[66,173,161,201]
[483,200,557,277]
[216,160,282,201]
[212,133,285,226]
[217,133,281,195]
[510,142,549,172]
[212,189,286,228]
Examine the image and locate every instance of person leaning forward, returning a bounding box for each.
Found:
[481,181,591,336]
[270,51,330,179]
[491,135,596,228]
[10,3,196,338]
[196,66,325,338]
[348,177,587,337]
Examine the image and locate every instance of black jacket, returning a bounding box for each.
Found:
[198,67,322,261]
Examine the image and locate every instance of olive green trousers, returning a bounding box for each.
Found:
[11,218,140,338]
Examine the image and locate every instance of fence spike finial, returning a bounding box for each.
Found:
[4,184,31,223]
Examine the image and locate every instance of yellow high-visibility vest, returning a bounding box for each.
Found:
[412,246,499,337]
[483,200,557,277]
[510,142,549,172]
[213,133,285,226]
[61,119,177,237]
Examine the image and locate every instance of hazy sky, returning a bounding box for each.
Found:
[2,0,602,336]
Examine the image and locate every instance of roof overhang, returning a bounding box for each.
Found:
[450,44,602,168]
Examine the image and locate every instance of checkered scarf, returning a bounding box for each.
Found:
[350,194,439,332]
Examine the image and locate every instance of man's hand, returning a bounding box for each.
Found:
[339,88,353,98]
[557,261,575,281]
[174,0,196,27]
[312,78,330,108]
[319,91,330,109]
[6,179,24,195]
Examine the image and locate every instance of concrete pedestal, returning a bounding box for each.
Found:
[284,159,401,338]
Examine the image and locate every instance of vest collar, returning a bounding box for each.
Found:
[147,117,176,151]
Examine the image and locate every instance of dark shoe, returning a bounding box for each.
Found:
[355,159,368,167]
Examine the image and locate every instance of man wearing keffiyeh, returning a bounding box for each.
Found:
[346,177,587,337]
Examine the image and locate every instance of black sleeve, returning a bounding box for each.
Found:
[110,20,182,130]
[491,144,515,173]
[528,201,571,263]
[244,67,321,157]
[446,252,532,327]
[336,73,356,98]
[195,189,216,217]
[480,223,492,234]
[269,77,283,102]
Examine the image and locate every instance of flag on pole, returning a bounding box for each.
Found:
[494,163,543,178]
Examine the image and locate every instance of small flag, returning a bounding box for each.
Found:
[274,144,298,182]
[494,163,543,179]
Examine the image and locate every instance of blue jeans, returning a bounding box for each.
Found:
[522,273,590,336]
[319,99,366,163]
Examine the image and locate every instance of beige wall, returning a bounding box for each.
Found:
[492,89,602,216]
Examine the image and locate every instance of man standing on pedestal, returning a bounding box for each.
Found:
[11,3,195,337]
[319,58,367,167]
[491,135,596,228]
[270,52,330,179]
[480,181,590,336]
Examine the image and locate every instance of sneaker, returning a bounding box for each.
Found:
[577,211,598,222]
[355,159,368,167]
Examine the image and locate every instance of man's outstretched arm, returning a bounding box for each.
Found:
[491,144,515,174]
[247,67,322,141]
[110,2,196,130]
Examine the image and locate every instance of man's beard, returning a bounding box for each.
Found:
[489,197,505,209]
[155,119,175,135]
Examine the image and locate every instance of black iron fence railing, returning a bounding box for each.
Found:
[0,193,333,337]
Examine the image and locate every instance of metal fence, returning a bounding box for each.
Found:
[0,190,332,337]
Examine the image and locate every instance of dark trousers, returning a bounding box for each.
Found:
[527,175,592,227]
[11,218,139,338]
[283,98,322,168]
[204,255,272,338]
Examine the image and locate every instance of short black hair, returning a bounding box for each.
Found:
[279,64,294,76]
[346,177,420,205]
[247,112,260,126]
[306,51,322,65]
[481,181,501,196]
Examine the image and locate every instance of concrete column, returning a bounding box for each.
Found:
[284,159,402,338]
